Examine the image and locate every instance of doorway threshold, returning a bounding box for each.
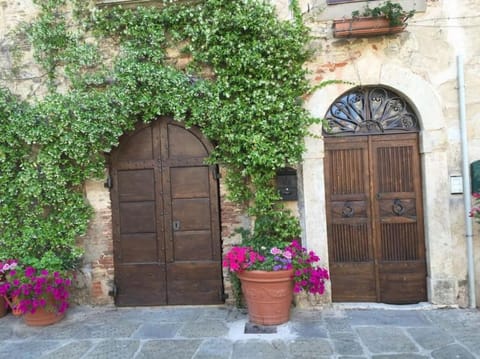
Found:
[331,302,455,311]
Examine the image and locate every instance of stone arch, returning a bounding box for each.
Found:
[302,64,456,305]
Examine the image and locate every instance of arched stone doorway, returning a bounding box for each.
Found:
[109,117,223,306]
[301,64,458,306]
[323,86,427,303]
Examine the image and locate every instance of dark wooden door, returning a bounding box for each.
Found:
[324,133,426,303]
[110,118,223,306]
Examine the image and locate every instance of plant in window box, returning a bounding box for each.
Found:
[0,265,72,326]
[333,1,415,38]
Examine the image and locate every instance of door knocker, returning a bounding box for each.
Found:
[392,199,405,216]
[342,203,355,218]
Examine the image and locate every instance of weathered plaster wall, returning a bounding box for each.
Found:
[0,0,42,97]
[288,0,480,307]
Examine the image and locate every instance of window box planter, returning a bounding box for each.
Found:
[333,16,407,38]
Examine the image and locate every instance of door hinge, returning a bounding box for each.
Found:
[108,283,118,298]
[212,165,221,180]
[104,174,113,189]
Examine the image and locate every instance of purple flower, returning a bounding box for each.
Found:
[1,263,72,315]
[25,267,36,279]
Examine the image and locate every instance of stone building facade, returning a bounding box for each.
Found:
[1,0,479,308]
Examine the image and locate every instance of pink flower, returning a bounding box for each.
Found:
[223,239,329,296]
[25,267,36,279]
[270,247,282,255]
[2,264,72,315]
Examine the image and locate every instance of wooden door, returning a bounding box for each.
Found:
[324,134,426,304]
[110,118,223,306]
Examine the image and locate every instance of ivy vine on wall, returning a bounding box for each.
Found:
[0,0,322,270]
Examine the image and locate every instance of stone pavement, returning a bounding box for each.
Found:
[1,304,480,358]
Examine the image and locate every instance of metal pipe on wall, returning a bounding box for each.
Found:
[457,54,476,309]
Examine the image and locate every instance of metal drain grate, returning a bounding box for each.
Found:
[244,322,277,334]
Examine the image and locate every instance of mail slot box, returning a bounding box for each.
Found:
[276,167,298,201]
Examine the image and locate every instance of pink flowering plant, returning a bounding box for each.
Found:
[0,259,18,283]
[0,264,72,314]
[223,239,329,295]
[470,192,480,223]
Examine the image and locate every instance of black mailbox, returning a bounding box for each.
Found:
[471,160,480,194]
[276,167,298,201]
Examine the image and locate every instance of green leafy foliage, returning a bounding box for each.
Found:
[352,1,415,26]
[0,0,321,270]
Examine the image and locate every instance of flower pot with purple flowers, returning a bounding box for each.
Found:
[3,265,72,326]
[223,239,329,325]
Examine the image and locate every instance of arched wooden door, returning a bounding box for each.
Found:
[323,87,427,304]
[110,117,223,306]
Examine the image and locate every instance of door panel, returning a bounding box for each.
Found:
[117,170,155,201]
[167,123,209,158]
[115,264,167,306]
[372,135,426,304]
[111,118,223,306]
[325,134,426,303]
[172,199,211,231]
[119,233,158,263]
[119,202,156,233]
[171,167,210,198]
[173,232,212,260]
[324,137,376,302]
[167,262,222,305]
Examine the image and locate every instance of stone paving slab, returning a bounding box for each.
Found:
[84,339,140,359]
[192,338,233,359]
[406,327,455,350]
[137,339,202,359]
[430,344,476,359]
[356,327,419,354]
[131,322,181,339]
[40,341,94,359]
[348,310,431,327]
[0,305,479,358]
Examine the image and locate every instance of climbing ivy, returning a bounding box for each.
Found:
[0,0,321,270]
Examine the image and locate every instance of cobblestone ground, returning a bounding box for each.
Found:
[1,305,479,358]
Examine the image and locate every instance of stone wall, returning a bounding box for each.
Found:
[287,0,480,307]
[1,0,479,308]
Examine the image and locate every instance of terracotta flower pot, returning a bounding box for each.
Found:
[0,296,7,318]
[22,293,67,326]
[333,16,406,38]
[23,307,66,327]
[237,269,294,325]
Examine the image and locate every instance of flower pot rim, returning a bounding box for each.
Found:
[238,268,295,274]
[333,15,408,24]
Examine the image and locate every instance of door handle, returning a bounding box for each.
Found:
[173,220,180,231]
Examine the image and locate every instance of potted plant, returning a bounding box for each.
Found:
[469,192,480,222]
[0,264,72,326]
[333,1,415,38]
[0,259,18,317]
[223,213,329,325]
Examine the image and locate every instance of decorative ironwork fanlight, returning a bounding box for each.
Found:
[323,86,419,136]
